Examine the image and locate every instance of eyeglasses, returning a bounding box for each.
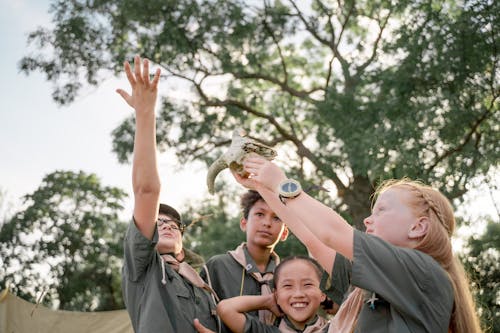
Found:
[157,218,183,232]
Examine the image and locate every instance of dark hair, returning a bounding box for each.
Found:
[158,203,184,233]
[273,256,323,287]
[240,190,264,219]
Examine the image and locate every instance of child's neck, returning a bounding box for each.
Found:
[246,242,274,272]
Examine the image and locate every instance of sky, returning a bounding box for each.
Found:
[0,0,207,217]
[0,0,498,229]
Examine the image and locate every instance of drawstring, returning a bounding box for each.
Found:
[160,254,167,285]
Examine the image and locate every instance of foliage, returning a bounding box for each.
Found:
[20,0,499,229]
[0,171,128,311]
[461,219,500,332]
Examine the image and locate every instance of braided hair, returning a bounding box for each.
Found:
[374,179,482,333]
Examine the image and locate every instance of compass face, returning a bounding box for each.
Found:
[279,179,302,198]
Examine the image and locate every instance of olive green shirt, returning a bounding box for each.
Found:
[122,219,219,332]
[201,244,278,333]
[341,230,454,333]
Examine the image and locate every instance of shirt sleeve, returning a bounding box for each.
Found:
[351,229,451,315]
[123,218,158,282]
[327,252,352,304]
[243,314,280,333]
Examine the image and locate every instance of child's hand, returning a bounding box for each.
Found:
[231,169,259,190]
[116,55,161,114]
[242,155,287,193]
[193,319,216,333]
[264,294,284,317]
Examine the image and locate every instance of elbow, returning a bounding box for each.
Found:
[216,300,229,319]
[133,183,161,196]
[133,176,161,197]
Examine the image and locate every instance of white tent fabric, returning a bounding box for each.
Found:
[0,290,133,333]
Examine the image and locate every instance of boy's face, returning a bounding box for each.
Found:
[156,213,183,255]
[241,199,288,249]
[274,260,325,329]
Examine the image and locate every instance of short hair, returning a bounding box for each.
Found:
[240,190,264,219]
[158,203,184,233]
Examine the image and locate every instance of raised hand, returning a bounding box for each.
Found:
[116,55,161,114]
[242,154,287,193]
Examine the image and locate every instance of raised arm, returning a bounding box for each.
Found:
[256,185,336,274]
[217,294,279,333]
[238,156,354,260]
[116,55,161,239]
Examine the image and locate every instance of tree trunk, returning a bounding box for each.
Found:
[341,175,373,231]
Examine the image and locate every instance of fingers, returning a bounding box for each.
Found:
[115,89,131,106]
[142,58,150,86]
[123,61,136,86]
[230,170,258,190]
[128,55,160,87]
[134,55,143,84]
[193,319,215,333]
[151,68,161,89]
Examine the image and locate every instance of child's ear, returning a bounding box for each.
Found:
[408,216,430,239]
[320,292,326,303]
[240,217,248,232]
[280,226,289,241]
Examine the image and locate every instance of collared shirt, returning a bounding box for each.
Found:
[244,314,329,333]
[330,230,453,333]
[201,243,279,333]
[122,219,218,333]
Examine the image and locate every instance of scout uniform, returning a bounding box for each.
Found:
[329,230,454,333]
[244,314,329,333]
[122,219,219,333]
[201,242,278,333]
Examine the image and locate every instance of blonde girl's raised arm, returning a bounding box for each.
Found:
[258,187,337,274]
[240,156,354,260]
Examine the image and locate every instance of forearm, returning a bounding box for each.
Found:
[288,191,353,259]
[257,183,353,260]
[258,187,336,273]
[132,111,160,194]
[217,295,273,333]
[132,110,161,238]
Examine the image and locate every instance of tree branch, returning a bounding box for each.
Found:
[356,7,392,74]
[427,95,499,173]
[233,72,322,101]
[263,1,288,83]
[163,59,348,193]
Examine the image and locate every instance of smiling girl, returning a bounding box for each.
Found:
[217,256,328,333]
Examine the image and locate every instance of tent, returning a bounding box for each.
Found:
[0,289,133,333]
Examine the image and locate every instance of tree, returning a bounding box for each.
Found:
[461,219,500,332]
[0,170,128,311]
[20,0,498,229]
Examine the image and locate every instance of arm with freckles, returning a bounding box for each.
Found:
[116,55,162,240]
[237,156,354,260]
[216,294,280,333]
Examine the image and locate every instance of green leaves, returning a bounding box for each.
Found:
[0,170,127,311]
[20,0,498,229]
